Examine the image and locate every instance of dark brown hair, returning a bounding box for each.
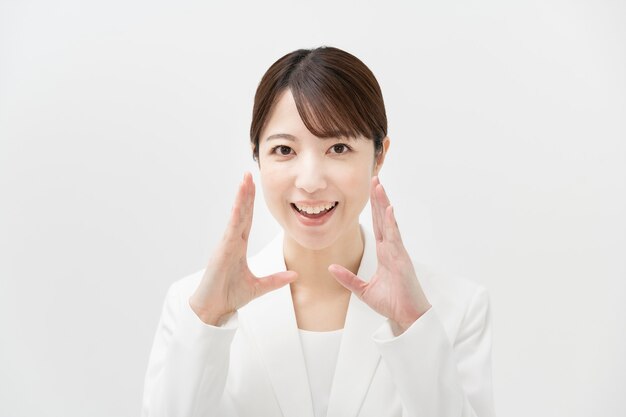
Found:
[250,46,387,161]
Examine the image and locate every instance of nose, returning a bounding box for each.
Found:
[294,153,327,194]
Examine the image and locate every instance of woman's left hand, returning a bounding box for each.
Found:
[328,176,432,336]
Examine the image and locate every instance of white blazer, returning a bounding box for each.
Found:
[142,224,495,417]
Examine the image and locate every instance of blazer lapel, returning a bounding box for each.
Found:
[326,225,386,417]
[243,232,315,417]
[242,225,385,417]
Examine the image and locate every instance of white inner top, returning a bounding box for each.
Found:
[298,328,344,417]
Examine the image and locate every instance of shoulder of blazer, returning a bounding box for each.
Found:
[163,268,205,312]
[163,231,284,312]
[414,260,489,343]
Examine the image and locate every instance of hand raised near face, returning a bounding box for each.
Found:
[189,172,298,326]
[328,176,432,335]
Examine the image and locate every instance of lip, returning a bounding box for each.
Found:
[290,202,338,227]
[292,200,337,206]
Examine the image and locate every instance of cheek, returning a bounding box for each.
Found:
[260,164,288,206]
[341,165,373,210]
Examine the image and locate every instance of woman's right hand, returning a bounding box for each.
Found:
[189,172,298,326]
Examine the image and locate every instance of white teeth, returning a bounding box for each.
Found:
[294,202,337,214]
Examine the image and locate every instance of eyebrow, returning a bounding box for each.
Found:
[266,133,297,142]
[265,133,356,142]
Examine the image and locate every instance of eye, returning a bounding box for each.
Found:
[329,143,352,154]
[270,145,294,156]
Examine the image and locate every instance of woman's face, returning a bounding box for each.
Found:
[257,89,387,250]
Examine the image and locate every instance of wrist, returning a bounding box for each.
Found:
[188,297,233,326]
[391,304,432,336]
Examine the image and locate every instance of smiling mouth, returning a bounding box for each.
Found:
[290,202,338,219]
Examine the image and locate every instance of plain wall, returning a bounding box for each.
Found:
[1,1,624,416]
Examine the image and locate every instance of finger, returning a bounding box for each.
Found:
[376,182,394,235]
[328,264,368,298]
[224,174,248,241]
[374,185,388,241]
[371,177,383,241]
[376,181,392,209]
[242,172,255,241]
[374,178,391,221]
[254,271,298,297]
[373,178,388,241]
[383,205,403,245]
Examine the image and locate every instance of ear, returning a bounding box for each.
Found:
[373,136,391,176]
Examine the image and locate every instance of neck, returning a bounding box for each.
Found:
[283,222,364,298]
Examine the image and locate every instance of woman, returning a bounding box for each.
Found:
[142,46,495,417]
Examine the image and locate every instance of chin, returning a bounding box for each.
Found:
[281,225,336,251]
[279,215,348,251]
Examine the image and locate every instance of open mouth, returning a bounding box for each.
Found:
[290,202,338,219]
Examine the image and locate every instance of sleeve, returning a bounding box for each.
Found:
[141,281,240,417]
[372,286,495,417]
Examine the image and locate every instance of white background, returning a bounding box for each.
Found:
[1,1,624,416]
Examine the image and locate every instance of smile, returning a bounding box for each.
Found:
[292,201,337,214]
[290,201,338,225]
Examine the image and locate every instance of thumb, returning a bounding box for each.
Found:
[328,264,367,298]
[254,271,298,297]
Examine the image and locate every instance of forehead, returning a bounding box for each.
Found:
[259,90,307,143]
[259,90,362,145]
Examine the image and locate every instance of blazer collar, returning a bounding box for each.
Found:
[242,224,386,417]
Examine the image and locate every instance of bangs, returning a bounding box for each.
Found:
[289,69,380,142]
